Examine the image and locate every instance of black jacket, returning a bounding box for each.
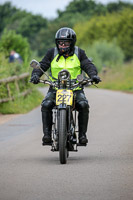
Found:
[32,47,98,78]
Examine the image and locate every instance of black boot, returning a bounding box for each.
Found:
[42,111,52,144]
[78,110,89,144]
[42,134,52,144]
[79,133,88,144]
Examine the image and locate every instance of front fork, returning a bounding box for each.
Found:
[51,108,58,151]
[51,104,78,152]
[51,104,67,151]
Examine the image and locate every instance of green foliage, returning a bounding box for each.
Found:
[0,2,48,56]
[8,12,48,50]
[1,1,133,57]
[0,52,9,78]
[0,84,7,99]
[106,1,133,13]
[0,73,31,100]
[56,0,107,28]
[116,9,133,60]
[56,0,133,29]
[74,8,133,60]
[0,29,31,64]
[0,2,18,33]
[36,22,62,56]
[99,62,133,92]
[0,52,26,79]
[0,89,44,114]
[84,40,125,71]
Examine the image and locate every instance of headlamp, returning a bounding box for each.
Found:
[58,69,70,81]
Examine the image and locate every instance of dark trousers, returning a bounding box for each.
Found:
[41,88,89,138]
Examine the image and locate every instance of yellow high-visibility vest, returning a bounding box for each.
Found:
[50,46,81,80]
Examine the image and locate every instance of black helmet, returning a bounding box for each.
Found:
[55,27,76,55]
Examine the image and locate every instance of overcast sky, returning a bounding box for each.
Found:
[0,0,133,19]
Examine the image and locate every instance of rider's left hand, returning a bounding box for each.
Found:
[91,75,101,84]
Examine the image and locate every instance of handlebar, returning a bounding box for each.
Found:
[31,78,94,89]
[39,79,55,87]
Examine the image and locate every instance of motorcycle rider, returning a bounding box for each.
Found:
[31,27,100,145]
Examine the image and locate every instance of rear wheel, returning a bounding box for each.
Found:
[59,109,67,164]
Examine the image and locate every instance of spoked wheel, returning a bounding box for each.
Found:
[59,109,68,164]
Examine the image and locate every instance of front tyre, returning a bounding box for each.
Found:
[59,109,67,164]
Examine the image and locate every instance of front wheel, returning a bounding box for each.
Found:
[59,109,67,164]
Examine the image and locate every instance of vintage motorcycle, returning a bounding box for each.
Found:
[30,60,96,164]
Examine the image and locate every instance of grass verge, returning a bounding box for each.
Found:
[99,62,133,93]
[0,89,44,114]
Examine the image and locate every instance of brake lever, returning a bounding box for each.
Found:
[92,83,99,88]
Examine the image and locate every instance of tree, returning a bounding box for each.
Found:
[107,1,133,13]
[6,12,48,50]
[0,2,18,33]
[74,9,133,60]
[56,0,106,26]
[0,2,48,52]
[116,9,133,60]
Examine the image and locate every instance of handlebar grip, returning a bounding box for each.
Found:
[29,79,33,83]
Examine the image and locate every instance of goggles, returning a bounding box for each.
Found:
[57,40,71,46]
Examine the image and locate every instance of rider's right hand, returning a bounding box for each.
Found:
[30,74,40,84]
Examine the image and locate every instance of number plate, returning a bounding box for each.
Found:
[56,89,73,106]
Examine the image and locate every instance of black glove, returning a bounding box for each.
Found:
[30,74,40,84]
[91,75,101,84]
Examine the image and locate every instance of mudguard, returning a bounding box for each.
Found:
[58,103,67,109]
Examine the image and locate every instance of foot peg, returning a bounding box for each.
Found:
[42,141,52,146]
[77,143,87,146]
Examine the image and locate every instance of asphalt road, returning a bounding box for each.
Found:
[0,88,133,200]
